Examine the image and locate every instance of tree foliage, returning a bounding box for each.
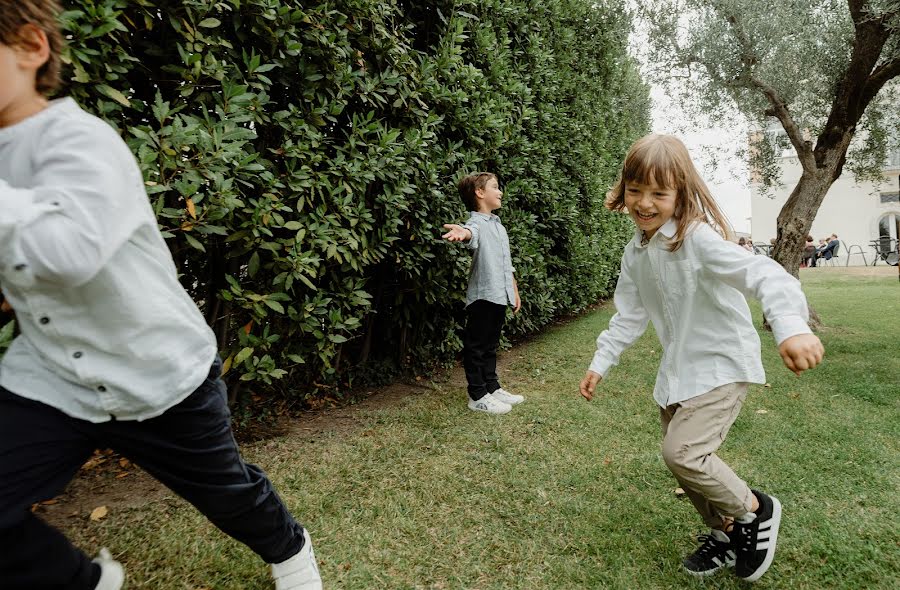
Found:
[27,0,649,402]
[641,0,900,279]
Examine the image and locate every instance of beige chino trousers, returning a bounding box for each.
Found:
[660,382,755,528]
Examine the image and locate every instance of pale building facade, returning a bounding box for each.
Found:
[750,134,900,266]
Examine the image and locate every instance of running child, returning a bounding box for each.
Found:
[0,2,321,588]
[580,134,824,582]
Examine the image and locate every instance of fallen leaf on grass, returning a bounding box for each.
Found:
[756,409,769,414]
[674,487,686,496]
[764,383,772,388]
[115,472,129,479]
[89,506,108,521]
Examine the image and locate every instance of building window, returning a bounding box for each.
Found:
[878,213,900,241]
[880,192,900,204]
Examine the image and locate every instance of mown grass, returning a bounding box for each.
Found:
[63,269,900,589]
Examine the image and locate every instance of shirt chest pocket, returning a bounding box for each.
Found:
[661,259,697,298]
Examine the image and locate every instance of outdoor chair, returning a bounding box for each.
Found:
[823,241,841,266]
[871,238,900,266]
[839,241,868,266]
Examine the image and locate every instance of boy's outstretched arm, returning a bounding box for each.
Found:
[441,224,471,242]
[778,333,824,376]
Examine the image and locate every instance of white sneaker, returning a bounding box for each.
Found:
[491,388,524,405]
[467,393,512,415]
[271,529,323,590]
[92,548,125,590]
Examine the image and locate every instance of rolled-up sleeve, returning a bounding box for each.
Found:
[463,218,480,250]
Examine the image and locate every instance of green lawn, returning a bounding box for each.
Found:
[63,268,900,589]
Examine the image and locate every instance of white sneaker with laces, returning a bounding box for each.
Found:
[467,392,512,415]
[491,388,524,405]
[92,548,125,590]
[271,529,322,590]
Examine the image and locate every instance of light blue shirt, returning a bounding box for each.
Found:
[0,99,217,422]
[462,212,516,307]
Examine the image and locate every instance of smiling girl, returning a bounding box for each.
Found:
[580,134,824,582]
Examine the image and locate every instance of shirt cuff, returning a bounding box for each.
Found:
[768,315,812,345]
[588,351,615,377]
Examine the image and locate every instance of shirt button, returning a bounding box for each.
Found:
[73,351,83,359]
[39,317,50,324]
[97,385,107,392]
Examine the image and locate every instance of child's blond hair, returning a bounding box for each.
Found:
[606,134,733,251]
[0,0,64,94]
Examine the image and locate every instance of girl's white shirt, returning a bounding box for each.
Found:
[589,219,812,408]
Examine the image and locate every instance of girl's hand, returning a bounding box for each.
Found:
[580,370,602,401]
[514,289,521,314]
[778,334,824,376]
[441,224,471,242]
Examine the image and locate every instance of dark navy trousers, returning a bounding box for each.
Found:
[463,300,507,400]
[0,359,304,589]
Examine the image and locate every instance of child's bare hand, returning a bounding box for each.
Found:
[580,370,602,401]
[778,334,824,376]
[514,291,522,314]
[441,224,470,242]
[1,299,11,313]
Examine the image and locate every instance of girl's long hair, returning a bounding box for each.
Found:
[605,134,733,251]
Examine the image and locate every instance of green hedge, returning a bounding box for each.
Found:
[15,0,648,401]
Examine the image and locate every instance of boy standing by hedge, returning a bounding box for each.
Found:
[442,172,524,415]
[0,2,321,589]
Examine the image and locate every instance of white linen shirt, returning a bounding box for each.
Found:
[461,212,516,307]
[0,98,217,422]
[589,219,812,408]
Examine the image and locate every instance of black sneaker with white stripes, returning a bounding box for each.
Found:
[732,489,782,582]
[682,529,735,576]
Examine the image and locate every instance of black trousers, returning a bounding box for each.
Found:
[463,300,507,400]
[0,359,304,590]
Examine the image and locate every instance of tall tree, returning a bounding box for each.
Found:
[641,0,900,284]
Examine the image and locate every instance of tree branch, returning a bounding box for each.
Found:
[712,2,815,167]
[748,75,816,169]
[817,1,893,156]
[847,0,869,25]
[863,56,900,104]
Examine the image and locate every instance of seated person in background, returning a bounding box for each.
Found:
[738,237,753,252]
[802,235,816,267]
[814,234,840,265]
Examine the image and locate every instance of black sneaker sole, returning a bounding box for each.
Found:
[682,557,735,577]
[741,495,782,582]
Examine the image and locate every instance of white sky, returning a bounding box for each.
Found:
[648,85,753,234]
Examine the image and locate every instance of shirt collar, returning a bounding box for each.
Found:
[632,218,679,249]
[0,98,77,145]
[470,211,499,221]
